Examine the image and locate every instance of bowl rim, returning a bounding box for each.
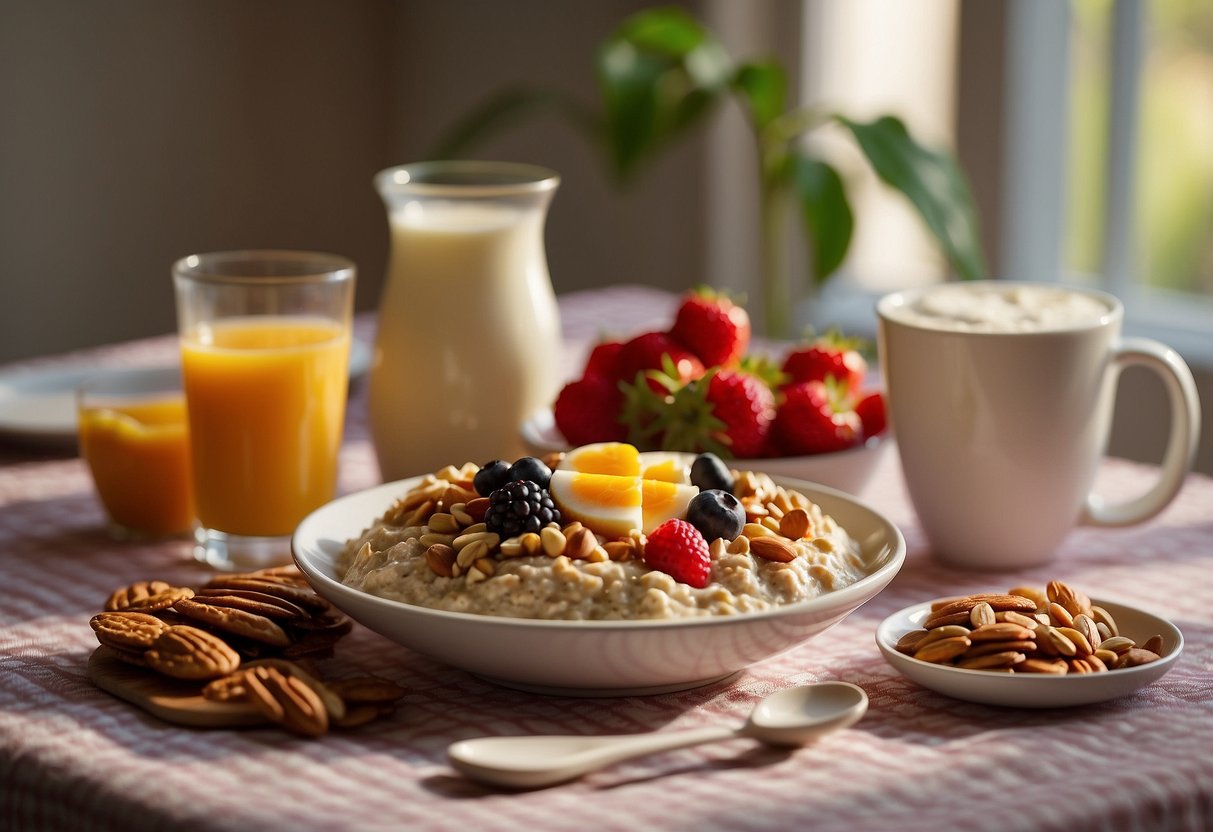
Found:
[293,473,907,631]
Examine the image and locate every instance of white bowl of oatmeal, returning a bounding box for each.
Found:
[292,470,904,696]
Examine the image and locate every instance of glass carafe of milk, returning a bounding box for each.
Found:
[369,161,562,480]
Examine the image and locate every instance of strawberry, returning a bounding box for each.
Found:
[553,375,628,446]
[781,334,867,395]
[670,288,750,368]
[856,391,887,439]
[771,380,861,455]
[583,339,624,381]
[617,331,705,391]
[643,518,711,588]
[619,366,774,459]
[701,370,774,458]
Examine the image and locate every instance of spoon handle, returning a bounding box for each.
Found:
[449,724,740,788]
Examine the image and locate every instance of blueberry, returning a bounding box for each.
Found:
[686,489,745,542]
[473,460,512,497]
[507,456,552,490]
[690,453,734,493]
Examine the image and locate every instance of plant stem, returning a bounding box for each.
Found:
[760,177,792,339]
[757,107,823,339]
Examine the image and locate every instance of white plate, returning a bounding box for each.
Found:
[521,409,891,497]
[0,339,372,447]
[293,475,906,696]
[876,599,1183,708]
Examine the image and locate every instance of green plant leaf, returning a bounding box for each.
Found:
[732,60,786,132]
[596,7,732,179]
[793,155,853,284]
[838,115,987,281]
[429,87,602,161]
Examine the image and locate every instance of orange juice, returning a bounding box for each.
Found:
[181,316,350,537]
[78,396,194,536]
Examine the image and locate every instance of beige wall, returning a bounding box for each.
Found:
[0,0,708,364]
[2,0,1208,474]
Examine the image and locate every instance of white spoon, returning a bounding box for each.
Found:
[447,681,868,789]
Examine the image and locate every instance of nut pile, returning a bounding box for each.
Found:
[896,580,1166,674]
[90,565,406,736]
[373,461,835,584]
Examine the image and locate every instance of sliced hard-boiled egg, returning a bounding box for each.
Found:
[549,470,642,538]
[641,479,699,533]
[550,445,702,538]
[558,442,641,477]
[637,451,691,485]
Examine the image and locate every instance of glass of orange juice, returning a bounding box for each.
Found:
[77,367,195,539]
[173,251,356,571]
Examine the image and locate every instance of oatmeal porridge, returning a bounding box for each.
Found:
[338,448,873,621]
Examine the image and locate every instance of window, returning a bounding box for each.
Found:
[723,0,1213,366]
[1067,0,1213,359]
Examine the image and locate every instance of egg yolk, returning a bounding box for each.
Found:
[568,472,643,507]
[567,443,640,476]
[641,459,684,483]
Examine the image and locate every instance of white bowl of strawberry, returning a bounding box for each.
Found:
[531,289,891,496]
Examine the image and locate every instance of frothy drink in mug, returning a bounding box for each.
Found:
[877,281,1200,570]
[886,283,1111,332]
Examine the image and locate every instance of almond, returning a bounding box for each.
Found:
[1017,658,1068,675]
[1090,605,1119,637]
[996,610,1041,629]
[749,536,797,563]
[1048,602,1075,628]
[895,630,930,654]
[424,544,456,578]
[913,636,971,664]
[778,508,811,540]
[1114,648,1161,669]
[930,593,1038,618]
[465,497,491,523]
[969,602,997,628]
[964,639,1037,658]
[564,527,597,560]
[969,622,1035,642]
[1056,626,1093,657]
[1099,635,1136,654]
[957,651,1025,670]
[921,610,975,629]
[1038,625,1077,657]
[1072,614,1101,654]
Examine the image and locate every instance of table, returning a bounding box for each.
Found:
[2,286,1211,832]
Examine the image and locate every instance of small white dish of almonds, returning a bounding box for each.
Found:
[876,581,1184,708]
[292,454,905,696]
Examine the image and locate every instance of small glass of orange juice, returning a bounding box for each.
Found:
[173,250,355,571]
[77,367,195,539]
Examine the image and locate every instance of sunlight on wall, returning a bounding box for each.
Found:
[801,0,960,292]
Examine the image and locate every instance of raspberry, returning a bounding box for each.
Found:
[643,519,711,588]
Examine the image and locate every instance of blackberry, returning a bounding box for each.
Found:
[484,480,561,538]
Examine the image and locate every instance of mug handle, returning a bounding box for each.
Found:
[1081,337,1201,527]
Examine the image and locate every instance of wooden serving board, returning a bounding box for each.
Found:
[88,647,269,729]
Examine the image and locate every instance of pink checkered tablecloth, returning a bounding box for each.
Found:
[1,286,1211,831]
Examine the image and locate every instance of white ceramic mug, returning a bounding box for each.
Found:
[877,281,1201,570]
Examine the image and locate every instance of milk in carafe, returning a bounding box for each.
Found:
[369,163,561,480]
